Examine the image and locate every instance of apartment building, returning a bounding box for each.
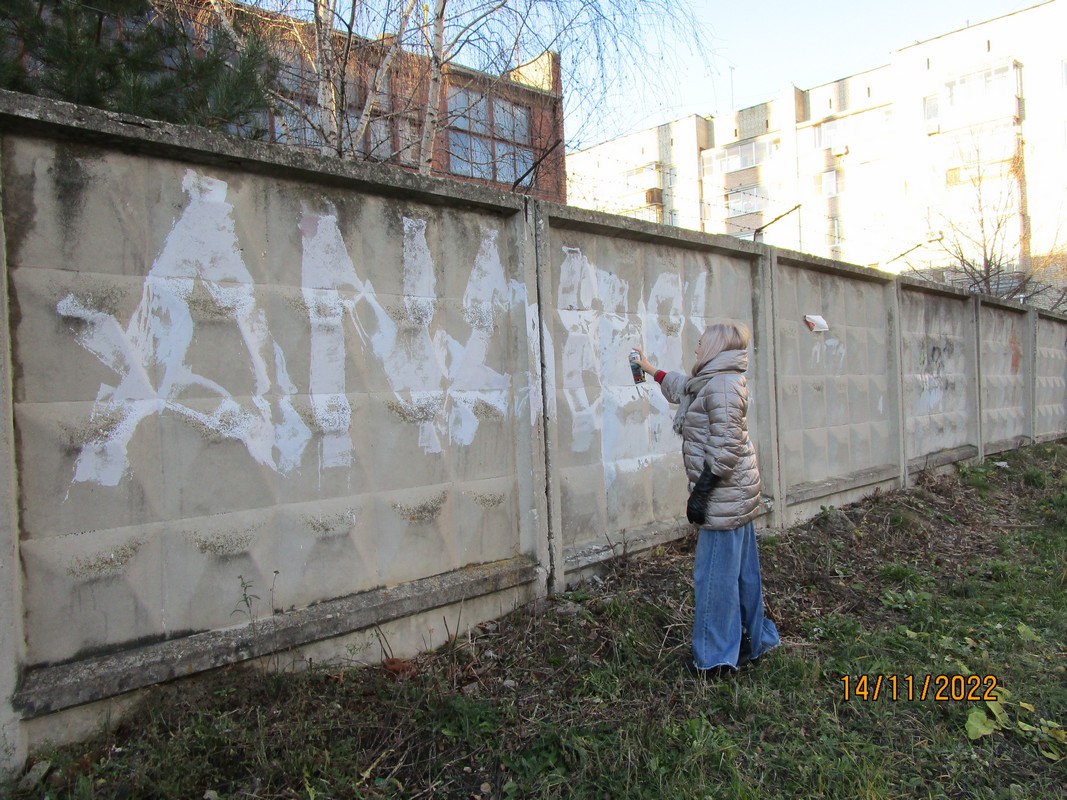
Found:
[566,115,713,228]
[567,0,1067,274]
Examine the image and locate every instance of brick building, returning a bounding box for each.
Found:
[242,6,567,204]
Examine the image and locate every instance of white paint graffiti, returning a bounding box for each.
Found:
[554,245,698,482]
[299,209,515,457]
[59,171,312,486]
[810,336,847,371]
[59,169,518,486]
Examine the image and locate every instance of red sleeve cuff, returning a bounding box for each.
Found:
[654,370,666,383]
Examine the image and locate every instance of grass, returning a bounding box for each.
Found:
[8,441,1067,799]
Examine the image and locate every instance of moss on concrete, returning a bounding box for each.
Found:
[393,491,448,522]
[67,539,142,580]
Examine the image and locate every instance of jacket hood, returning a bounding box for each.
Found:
[696,349,748,376]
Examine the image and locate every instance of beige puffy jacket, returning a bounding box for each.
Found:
[659,349,762,530]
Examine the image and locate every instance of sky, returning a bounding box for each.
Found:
[576,0,1043,146]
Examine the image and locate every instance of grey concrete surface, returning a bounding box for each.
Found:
[0,90,1064,778]
[900,287,980,468]
[1035,314,1067,441]
[14,556,536,717]
[980,303,1032,453]
[0,134,28,778]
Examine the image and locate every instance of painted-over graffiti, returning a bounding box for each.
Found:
[58,169,523,487]
[917,340,954,413]
[553,244,710,481]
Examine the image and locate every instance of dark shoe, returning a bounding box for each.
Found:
[684,659,736,680]
[737,633,753,668]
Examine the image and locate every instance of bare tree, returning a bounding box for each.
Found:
[198,0,706,177]
[906,130,1067,311]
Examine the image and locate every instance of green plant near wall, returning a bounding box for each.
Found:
[0,0,276,133]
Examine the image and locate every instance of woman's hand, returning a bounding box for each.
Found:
[632,348,656,375]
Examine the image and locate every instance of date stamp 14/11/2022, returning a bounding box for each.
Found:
[840,674,1000,702]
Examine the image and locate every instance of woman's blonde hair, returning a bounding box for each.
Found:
[692,320,750,376]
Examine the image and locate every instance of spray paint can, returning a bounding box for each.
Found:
[629,350,645,384]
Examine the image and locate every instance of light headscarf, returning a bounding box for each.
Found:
[672,320,751,433]
[691,321,750,376]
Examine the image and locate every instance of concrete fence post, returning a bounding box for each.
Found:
[888,279,908,488]
[756,245,786,531]
[0,137,27,777]
[532,201,564,594]
[763,244,789,533]
[1025,307,1039,445]
[514,198,553,600]
[973,297,986,461]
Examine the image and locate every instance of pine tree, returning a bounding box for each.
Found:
[0,0,277,136]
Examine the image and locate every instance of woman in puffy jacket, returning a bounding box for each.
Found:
[633,320,779,677]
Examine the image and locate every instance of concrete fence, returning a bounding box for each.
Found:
[1,91,1064,773]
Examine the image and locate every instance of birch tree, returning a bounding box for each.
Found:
[908,140,1067,311]
[207,0,707,170]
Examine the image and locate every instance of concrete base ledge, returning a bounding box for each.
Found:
[785,464,900,506]
[907,445,980,475]
[1035,432,1067,444]
[563,498,779,580]
[14,556,537,718]
[985,437,1031,456]
[564,521,689,575]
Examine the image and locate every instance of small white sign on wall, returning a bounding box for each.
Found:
[804,314,829,332]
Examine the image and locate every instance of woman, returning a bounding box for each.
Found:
[633,321,779,677]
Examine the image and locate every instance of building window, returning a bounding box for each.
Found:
[448,130,493,179]
[626,162,664,190]
[366,117,392,159]
[334,73,399,161]
[492,99,530,144]
[725,187,767,217]
[948,120,1016,170]
[448,87,490,134]
[496,141,535,185]
[723,139,778,172]
[943,64,1013,123]
[811,120,844,151]
[225,110,270,140]
[372,73,392,114]
[924,95,940,133]
[396,117,420,166]
[447,87,535,187]
[924,97,940,135]
[820,170,841,197]
[275,102,320,148]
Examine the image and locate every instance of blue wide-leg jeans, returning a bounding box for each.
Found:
[692,521,780,670]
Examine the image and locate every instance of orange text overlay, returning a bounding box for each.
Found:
[840,674,999,702]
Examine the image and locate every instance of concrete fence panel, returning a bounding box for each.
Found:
[772,257,902,522]
[9,147,539,661]
[0,94,548,763]
[978,302,1032,454]
[0,91,1065,776]
[537,207,767,576]
[1035,313,1067,442]
[898,283,980,472]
